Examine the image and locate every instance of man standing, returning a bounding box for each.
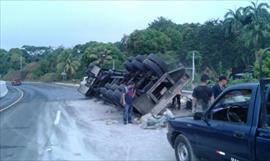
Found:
[192,74,213,113]
[212,76,228,99]
[172,89,182,110]
[122,81,136,124]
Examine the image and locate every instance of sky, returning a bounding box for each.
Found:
[0,0,268,50]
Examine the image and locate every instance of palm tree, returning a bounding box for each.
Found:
[223,7,247,36]
[64,54,80,79]
[242,2,270,59]
[83,46,113,67]
[244,1,270,24]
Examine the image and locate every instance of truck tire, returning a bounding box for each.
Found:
[111,84,118,90]
[143,59,164,77]
[131,59,145,71]
[104,83,110,89]
[106,89,114,100]
[124,61,136,72]
[100,87,106,95]
[174,134,198,161]
[118,84,126,92]
[147,53,168,72]
[127,56,134,62]
[135,55,145,62]
[113,89,122,104]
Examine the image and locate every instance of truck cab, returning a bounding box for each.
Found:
[167,82,270,161]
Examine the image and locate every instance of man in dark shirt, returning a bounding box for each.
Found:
[122,81,136,124]
[192,74,213,113]
[212,76,228,99]
[172,88,182,110]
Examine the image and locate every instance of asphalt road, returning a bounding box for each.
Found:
[0,83,83,161]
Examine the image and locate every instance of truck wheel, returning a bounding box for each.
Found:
[104,83,110,89]
[106,89,114,100]
[127,56,134,62]
[143,59,164,77]
[135,55,145,62]
[174,134,198,161]
[113,89,122,104]
[147,53,168,73]
[111,84,118,90]
[131,59,145,71]
[118,84,126,92]
[100,87,106,95]
[124,61,136,72]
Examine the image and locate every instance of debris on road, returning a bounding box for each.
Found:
[140,109,174,129]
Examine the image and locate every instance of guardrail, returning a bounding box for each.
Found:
[0,80,8,98]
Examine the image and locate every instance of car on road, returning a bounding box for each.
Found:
[11,79,22,86]
[167,79,270,161]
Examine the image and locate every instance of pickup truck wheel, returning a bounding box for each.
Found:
[174,134,197,161]
[143,59,164,77]
[147,53,168,73]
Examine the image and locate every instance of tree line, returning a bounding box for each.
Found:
[0,1,269,82]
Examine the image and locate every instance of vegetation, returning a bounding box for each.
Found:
[0,2,269,82]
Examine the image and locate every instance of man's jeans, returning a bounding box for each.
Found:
[123,104,133,123]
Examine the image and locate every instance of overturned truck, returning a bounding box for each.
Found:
[78,54,190,115]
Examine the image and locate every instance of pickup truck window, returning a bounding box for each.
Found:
[210,89,252,124]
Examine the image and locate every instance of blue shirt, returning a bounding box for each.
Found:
[212,83,224,99]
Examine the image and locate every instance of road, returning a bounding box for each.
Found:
[0,82,175,161]
[0,83,83,161]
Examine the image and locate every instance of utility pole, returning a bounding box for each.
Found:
[112,60,115,70]
[20,56,23,71]
[20,56,22,79]
[192,51,195,81]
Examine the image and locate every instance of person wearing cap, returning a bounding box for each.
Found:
[122,81,136,124]
[212,76,228,99]
[192,74,213,113]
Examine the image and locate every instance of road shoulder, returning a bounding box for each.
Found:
[0,86,24,112]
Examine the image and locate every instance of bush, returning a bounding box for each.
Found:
[40,73,59,82]
[228,74,258,85]
[25,73,39,80]
[3,70,21,81]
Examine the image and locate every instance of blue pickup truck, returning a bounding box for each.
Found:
[167,80,270,161]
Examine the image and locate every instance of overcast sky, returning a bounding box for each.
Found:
[1,0,268,50]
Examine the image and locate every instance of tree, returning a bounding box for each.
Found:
[223,7,248,37]
[253,49,270,77]
[149,17,182,50]
[81,43,124,69]
[242,2,270,50]
[126,28,172,55]
[64,54,80,79]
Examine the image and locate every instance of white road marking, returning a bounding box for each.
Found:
[54,110,61,125]
[0,87,24,112]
